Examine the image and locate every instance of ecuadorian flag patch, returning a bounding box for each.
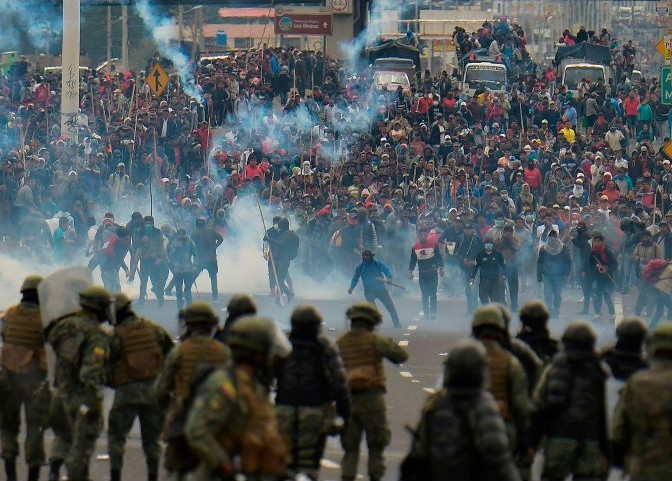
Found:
[93,346,106,360]
[219,380,236,399]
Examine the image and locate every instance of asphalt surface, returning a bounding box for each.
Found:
[10,281,634,481]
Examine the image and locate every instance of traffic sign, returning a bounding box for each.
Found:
[656,35,672,60]
[662,66,672,106]
[663,141,672,160]
[147,63,169,97]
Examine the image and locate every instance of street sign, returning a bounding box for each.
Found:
[147,63,169,97]
[662,66,672,106]
[663,141,672,160]
[657,1,669,15]
[656,35,672,60]
[274,6,333,36]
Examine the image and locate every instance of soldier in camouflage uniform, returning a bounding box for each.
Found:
[515,301,559,365]
[612,322,672,480]
[471,306,530,465]
[0,276,47,481]
[185,316,291,481]
[275,305,351,481]
[152,301,230,477]
[531,321,609,481]
[402,340,521,481]
[336,302,408,481]
[108,293,174,481]
[45,285,112,481]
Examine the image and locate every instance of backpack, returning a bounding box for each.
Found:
[643,258,668,283]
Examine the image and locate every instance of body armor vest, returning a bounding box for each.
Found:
[219,369,289,476]
[1,304,46,373]
[112,317,163,387]
[175,336,229,399]
[337,330,385,391]
[487,344,512,420]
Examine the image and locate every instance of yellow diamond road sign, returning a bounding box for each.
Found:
[657,35,672,60]
[663,141,672,160]
[148,64,169,97]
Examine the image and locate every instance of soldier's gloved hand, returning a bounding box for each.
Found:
[219,461,234,481]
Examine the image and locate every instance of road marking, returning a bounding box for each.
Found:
[320,459,340,469]
[423,387,436,394]
[614,293,624,326]
[398,340,409,347]
[400,371,413,378]
[407,325,418,331]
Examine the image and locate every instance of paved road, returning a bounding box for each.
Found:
[12,283,632,481]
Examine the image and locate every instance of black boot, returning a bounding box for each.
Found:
[110,468,121,481]
[28,466,40,481]
[48,460,62,481]
[4,459,17,481]
[147,472,158,481]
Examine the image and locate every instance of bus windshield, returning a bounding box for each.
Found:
[563,66,605,88]
[465,67,506,87]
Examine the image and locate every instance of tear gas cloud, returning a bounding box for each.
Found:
[135,0,205,105]
[0,2,62,51]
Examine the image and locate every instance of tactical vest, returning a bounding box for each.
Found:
[175,337,229,399]
[337,330,385,391]
[487,344,512,420]
[1,305,47,373]
[112,318,163,387]
[220,369,290,476]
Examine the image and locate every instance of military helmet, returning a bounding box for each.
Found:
[471,306,506,330]
[649,322,672,356]
[291,305,323,325]
[226,294,257,319]
[346,302,382,325]
[227,316,275,353]
[561,321,596,353]
[183,301,218,325]
[20,275,43,293]
[616,317,648,343]
[492,303,512,329]
[79,285,112,312]
[444,339,487,391]
[519,300,550,329]
[114,292,132,310]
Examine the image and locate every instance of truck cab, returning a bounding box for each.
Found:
[561,62,610,96]
[463,61,507,96]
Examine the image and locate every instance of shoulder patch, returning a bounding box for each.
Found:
[219,379,236,400]
[93,346,106,360]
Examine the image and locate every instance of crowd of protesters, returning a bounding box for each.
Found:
[1,19,672,326]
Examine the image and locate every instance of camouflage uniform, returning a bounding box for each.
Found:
[612,322,672,481]
[107,293,174,481]
[275,306,351,481]
[152,301,230,476]
[532,321,609,481]
[402,340,520,481]
[0,276,47,481]
[471,306,531,457]
[337,303,408,481]
[515,301,559,366]
[184,317,290,481]
[45,286,111,481]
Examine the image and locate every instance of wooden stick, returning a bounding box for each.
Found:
[254,194,283,306]
[127,83,136,119]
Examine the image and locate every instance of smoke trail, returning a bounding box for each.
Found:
[0,2,62,51]
[340,0,413,72]
[134,0,204,105]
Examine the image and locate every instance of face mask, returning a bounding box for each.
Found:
[495,220,504,228]
[485,243,494,251]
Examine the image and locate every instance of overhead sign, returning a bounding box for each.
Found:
[656,35,672,60]
[662,66,672,106]
[274,6,333,36]
[147,63,169,97]
[657,1,669,15]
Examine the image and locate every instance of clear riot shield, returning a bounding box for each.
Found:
[38,267,92,327]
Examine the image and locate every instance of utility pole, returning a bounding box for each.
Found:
[121,5,129,72]
[61,0,81,144]
[106,5,112,73]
